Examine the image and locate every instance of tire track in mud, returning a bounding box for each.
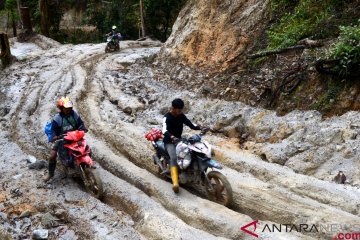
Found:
[212,146,360,215]
[7,45,106,158]
[73,46,321,239]
[2,47,155,239]
[4,41,356,239]
[73,46,360,239]
[74,49,249,239]
[2,43,255,239]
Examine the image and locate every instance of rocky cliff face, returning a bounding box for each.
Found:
[160,0,269,71]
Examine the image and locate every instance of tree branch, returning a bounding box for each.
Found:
[247,45,306,59]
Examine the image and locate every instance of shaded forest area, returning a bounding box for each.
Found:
[0,0,187,43]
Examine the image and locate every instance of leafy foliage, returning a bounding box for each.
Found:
[3,0,186,43]
[144,0,187,42]
[328,22,360,77]
[1,0,20,36]
[267,0,351,49]
[79,0,186,42]
[313,79,343,111]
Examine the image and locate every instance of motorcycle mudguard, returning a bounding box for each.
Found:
[196,156,210,172]
[207,159,223,169]
[76,155,94,166]
[197,156,223,171]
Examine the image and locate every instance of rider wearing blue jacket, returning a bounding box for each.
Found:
[44,97,86,182]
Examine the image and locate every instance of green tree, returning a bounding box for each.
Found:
[329,22,360,77]
[1,0,19,36]
[144,0,186,42]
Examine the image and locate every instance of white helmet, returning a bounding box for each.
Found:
[112,25,117,30]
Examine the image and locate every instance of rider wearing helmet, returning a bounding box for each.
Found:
[106,25,122,40]
[44,97,87,182]
[162,98,201,193]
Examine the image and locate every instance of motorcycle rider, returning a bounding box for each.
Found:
[106,25,122,41]
[44,97,87,182]
[162,98,201,193]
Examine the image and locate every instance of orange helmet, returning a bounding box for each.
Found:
[57,97,73,109]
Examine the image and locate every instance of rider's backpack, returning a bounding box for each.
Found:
[44,121,54,142]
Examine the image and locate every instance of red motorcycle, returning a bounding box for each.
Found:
[59,130,103,199]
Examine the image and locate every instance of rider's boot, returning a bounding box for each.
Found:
[170,166,179,193]
[44,159,56,182]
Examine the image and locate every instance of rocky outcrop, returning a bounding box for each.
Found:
[160,0,269,71]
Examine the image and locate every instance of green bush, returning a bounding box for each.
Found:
[267,0,348,50]
[328,22,360,76]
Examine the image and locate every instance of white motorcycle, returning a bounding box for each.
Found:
[151,129,233,206]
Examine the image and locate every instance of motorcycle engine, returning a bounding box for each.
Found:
[179,172,188,185]
[179,170,197,185]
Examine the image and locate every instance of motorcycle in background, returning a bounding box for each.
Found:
[105,33,122,53]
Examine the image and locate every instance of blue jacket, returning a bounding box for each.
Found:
[51,110,85,136]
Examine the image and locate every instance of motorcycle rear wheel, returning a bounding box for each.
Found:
[205,171,233,207]
[84,168,104,199]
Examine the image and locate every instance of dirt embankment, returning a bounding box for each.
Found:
[157,0,360,116]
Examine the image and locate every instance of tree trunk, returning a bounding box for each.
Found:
[20,7,33,32]
[0,33,12,67]
[140,0,146,37]
[11,10,17,37]
[6,11,10,32]
[163,3,171,42]
[16,0,23,28]
[39,0,49,36]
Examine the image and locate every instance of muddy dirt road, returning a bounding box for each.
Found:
[0,36,359,239]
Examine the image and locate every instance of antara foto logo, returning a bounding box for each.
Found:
[241,220,259,238]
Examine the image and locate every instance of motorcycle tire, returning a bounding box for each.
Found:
[205,171,233,207]
[105,45,110,53]
[84,168,104,199]
[105,42,115,53]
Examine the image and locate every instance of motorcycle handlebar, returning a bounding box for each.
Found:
[200,127,210,136]
[57,129,88,139]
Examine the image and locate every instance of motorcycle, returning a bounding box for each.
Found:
[105,34,121,53]
[150,129,233,206]
[57,130,103,199]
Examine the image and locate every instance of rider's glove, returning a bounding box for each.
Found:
[201,126,210,131]
[171,136,180,144]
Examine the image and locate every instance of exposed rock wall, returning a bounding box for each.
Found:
[160,0,269,71]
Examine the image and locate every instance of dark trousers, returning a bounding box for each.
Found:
[165,143,177,167]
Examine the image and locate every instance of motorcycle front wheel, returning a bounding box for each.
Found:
[105,45,111,53]
[105,42,115,53]
[205,171,233,207]
[83,168,104,199]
